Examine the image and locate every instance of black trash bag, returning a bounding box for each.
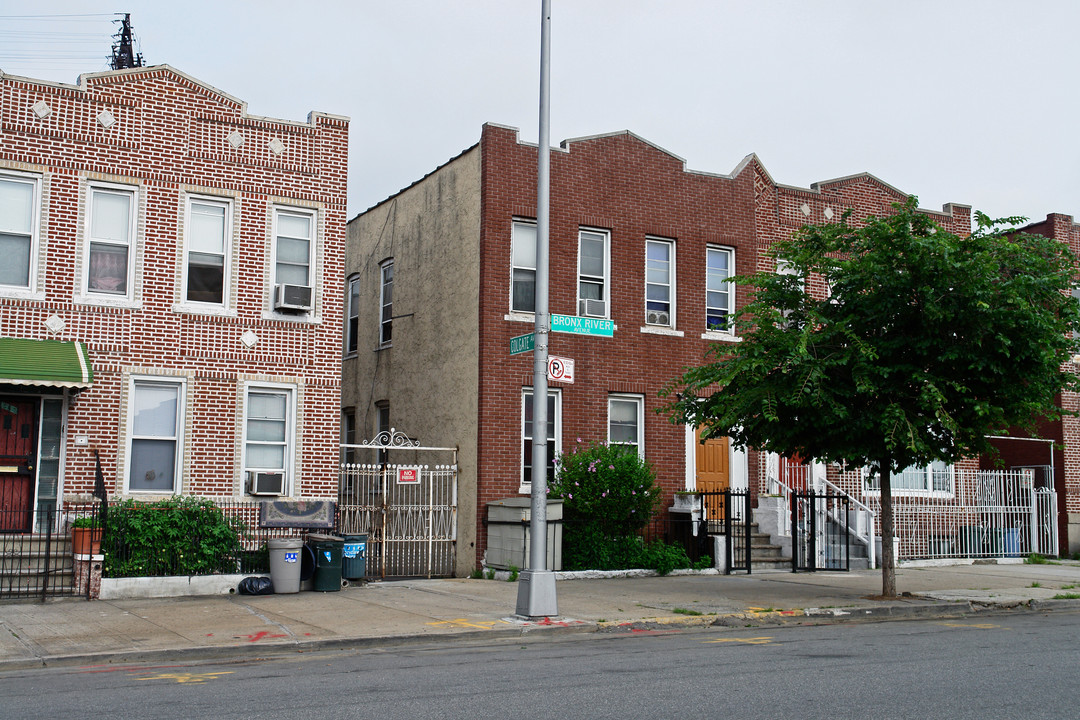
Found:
[237,576,274,595]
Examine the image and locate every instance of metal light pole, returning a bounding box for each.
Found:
[516,0,558,618]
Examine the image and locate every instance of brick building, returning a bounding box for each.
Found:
[343,123,986,574]
[0,65,349,530]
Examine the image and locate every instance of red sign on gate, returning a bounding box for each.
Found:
[397,466,421,485]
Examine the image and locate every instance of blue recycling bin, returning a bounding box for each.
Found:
[342,533,368,580]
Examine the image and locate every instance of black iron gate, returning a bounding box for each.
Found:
[791,489,850,572]
[699,489,752,574]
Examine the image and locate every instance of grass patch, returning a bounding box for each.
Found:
[1052,592,1080,600]
[672,607,703,616]
[1026,553,1048,564]
[1030,581,1042,588]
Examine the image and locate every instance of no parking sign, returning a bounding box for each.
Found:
[547,355,574,383]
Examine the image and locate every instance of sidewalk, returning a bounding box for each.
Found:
[1,561,1079,671]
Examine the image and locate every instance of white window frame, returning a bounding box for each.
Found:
[379,259,393,346]
[864,461,954,497]
[645,237,675,328]
[521,387,562,493]
[124,376,186,494]
[608,394,645,458]
[271,205,317,304]
[510,220,537,314]
[83,183,137,299]
[181,195,233,309]
[577,228,610,319]
[704,245,735,335]
[241,382,297,497]
[345,274,360,355]
[0,170,42,295]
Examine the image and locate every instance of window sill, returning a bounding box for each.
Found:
[74,294,141,309]
[0,288,46,302]
[505,312,535,323]
[260,310,321,325]
[173,302,237,318]
[701,331,741,342]
[376,343,392,351]
[639,325,684,337]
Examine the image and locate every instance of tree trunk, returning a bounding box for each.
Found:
[879,463,897,597]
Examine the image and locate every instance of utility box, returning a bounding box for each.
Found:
[486,498,563,571]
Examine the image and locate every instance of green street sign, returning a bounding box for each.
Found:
[551,314,614,337]
[510,333,535,355]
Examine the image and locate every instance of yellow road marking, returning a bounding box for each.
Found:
[705,636,775,645]
[427,619,510,630]
[939,622,1002,629]
[139,671,234,684]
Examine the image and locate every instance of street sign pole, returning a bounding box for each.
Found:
[517,0,558,619]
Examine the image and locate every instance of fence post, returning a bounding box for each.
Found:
[724,489,732,575]
[808,489,817,572]
[791,492,798,573]
[744,491,752,575]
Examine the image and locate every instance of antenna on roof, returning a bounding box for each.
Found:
[109,13,144,70]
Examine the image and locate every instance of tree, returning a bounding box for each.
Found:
[661,197,1080,596]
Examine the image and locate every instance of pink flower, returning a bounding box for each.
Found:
[608,465,614,470]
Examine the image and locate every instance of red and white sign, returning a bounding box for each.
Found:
[397,466,422,485]
[547,355,575,384]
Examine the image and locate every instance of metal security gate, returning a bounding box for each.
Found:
[792,490,850,571]
[339,430,457,579]
[699,489,752,573]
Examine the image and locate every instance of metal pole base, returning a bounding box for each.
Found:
[515,569,558,619]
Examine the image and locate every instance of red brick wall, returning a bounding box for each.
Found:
[0,66,348,500]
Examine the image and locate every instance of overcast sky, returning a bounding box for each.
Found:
[2,1,1077,226]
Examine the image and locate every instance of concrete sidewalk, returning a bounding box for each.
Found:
[1,561,1079,671]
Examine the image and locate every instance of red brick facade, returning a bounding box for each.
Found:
[0,65,348,511]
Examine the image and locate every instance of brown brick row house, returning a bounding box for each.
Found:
[0,65,348,531]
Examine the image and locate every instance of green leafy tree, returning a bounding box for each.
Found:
[662,198,1080,596]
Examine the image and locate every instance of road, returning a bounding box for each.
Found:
[2,611,1076,719]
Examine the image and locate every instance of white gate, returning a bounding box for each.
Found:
[339,429,458,578]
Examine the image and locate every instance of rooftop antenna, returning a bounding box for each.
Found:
[109,13,144,70]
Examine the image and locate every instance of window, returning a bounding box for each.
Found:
[645,238,674,327]
[85,185,136,297]
[608,394,644,458]
[342,409,356,465]
[522,388,560,489]
[511,221,537,313]
[379,260,393,345]
[184,197,230,305]
[578,229,609,318]
[0,172,39,290]
[866,461,953,494]
[345,275,360,354]
[243,385,295,494]
[273,207,315,288]
[127,379,184,492]
[706,246,734,332]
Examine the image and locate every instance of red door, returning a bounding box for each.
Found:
[0,398,37,532]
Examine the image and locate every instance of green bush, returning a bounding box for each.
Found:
[550,441,700,574]
[103,497,248,578]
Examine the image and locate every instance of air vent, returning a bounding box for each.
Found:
[274,284,313,312]
[247,471,285,496]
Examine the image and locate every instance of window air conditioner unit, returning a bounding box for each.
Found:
[646,310,669,326]
[578,298,606,318]
[247,471,285,496]
[274,283,313,312]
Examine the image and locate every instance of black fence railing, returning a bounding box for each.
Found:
[0,503,103,600]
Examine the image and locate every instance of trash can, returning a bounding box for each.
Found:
[341,533,368,580]
[268,537,303,594]
[308,533,344,592]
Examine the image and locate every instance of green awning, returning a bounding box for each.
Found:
[0,338,93,388]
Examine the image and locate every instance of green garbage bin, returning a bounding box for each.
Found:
[308,533,344,592]
[342,533,368,580]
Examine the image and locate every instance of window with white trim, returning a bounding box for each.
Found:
[0,172,40,291]
[127,378,184,493]
[706,246,734,332]
[608,394,644,458]
[379,260,393,345]
[578,228,609,318]
[511,221,536,313]
[345,274,360,354]
[242,384,295,495]
[865,461,953,495]
[645,238,674,327]
[273,207,315,288]
[522,388,561,489]
[85,185,136,297]
[184,196,231,305]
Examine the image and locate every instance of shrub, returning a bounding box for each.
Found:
[103,497,248,578]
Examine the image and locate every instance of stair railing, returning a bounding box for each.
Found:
[821,476,876,569]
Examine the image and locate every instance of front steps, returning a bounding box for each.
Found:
[0,534,76,597]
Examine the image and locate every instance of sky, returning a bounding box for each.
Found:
[1,1,1077,226]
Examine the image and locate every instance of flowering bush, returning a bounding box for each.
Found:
[549,441,661,537]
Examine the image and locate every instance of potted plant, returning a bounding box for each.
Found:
[71,516,103,556]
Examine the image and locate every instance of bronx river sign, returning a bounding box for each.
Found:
[550,314,614,337]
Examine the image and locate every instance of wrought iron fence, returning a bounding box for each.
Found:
[791,490,851,572]
[0,502,102,600]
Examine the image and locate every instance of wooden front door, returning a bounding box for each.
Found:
[0,398,38,532]
[695,427,730,492]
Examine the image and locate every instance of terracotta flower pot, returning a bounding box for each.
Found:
[71,527,103,556]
